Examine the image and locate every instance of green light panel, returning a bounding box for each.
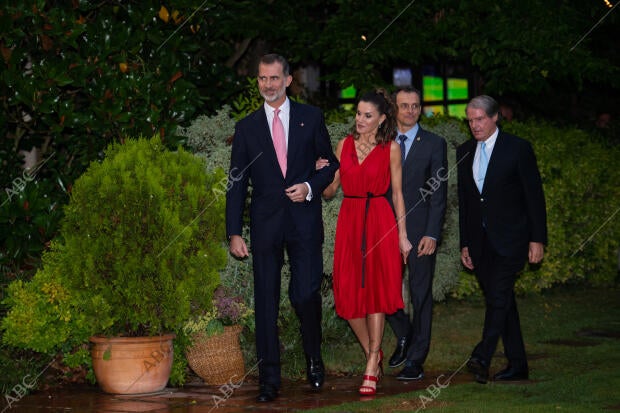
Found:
[447,78,468,100]
[423,105,444,116]
[341,85,356,99]
[447,104,467,118]
[423,76,443,101]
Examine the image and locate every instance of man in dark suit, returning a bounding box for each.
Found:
[457,95,547,384]
[386,87,447,380]
[226,54,338,402]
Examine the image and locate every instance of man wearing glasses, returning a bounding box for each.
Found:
[386,87,448,381]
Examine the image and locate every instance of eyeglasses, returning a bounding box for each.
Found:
[398,103,421,111]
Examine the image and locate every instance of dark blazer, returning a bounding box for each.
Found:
[226,100,339,250]
[457,131,547,261]
[402,126,448,243]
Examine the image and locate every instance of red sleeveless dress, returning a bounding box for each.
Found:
[332,136,404,320]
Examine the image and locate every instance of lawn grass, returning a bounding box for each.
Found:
[314,285,620,412]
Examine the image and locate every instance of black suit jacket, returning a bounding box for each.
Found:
[226,100,339,251]
[402,126,448,243]
[457,131,547,261]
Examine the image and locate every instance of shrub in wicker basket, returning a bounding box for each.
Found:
[183,285,253,384]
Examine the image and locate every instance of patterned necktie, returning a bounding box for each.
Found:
[477,141,489,192]
[398,135,408,162]
[272,108,287,176]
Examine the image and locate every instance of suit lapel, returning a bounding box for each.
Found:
[287,102,304,173]
[482,132,503,193]
[463,139,477,191]
[409,131,421,160]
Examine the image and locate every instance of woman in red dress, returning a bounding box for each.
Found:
[322,89,412,395]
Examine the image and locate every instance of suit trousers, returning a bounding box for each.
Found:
[387,252,436,365]
[252,223,323,388]
[472,232,528,368]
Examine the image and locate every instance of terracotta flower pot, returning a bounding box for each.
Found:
[90,334,175,394]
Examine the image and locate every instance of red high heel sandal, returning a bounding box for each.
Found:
[359,374,378,395]
[359,349,383,396]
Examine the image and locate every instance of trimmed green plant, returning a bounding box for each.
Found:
[1,135,227,384]
[180,102,620,380]
[503,120,620,290]
[182,107,620,303]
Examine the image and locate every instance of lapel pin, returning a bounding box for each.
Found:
[416,137,421,141]
[300,122,304,127]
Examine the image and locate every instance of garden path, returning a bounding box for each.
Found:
[4,372,472,412]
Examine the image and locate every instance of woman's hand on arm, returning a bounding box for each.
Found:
[322,139,344,199]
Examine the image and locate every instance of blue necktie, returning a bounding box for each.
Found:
[477,141,489,192]
[398,135,407,162]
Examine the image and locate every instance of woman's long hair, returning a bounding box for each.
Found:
[352,88,397,145]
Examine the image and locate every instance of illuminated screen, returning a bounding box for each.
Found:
[340,85,356,111]
[447,78,468,100]
[423,76,443,101]
[448,104,467,118]
[341,85,356,99]
[393,68,412,87]
[423,105,444,116]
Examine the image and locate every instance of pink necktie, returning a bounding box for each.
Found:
[272,108,287,176]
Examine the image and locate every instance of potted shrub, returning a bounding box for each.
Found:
[1,136,227,393]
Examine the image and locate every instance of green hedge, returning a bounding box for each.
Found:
[503,120,620,290]
[182,108,620,306]
[1,136,226,385]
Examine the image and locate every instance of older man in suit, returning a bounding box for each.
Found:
[226,54,339,402]
[457,95,547,384]
[386,87,447,381]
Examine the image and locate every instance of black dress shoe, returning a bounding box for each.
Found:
[493,365,529,381]
[388,335,411,368]
[256,384,279,402]
[466,357,489,384]
[306,356,325,390]
[396,361,424,381]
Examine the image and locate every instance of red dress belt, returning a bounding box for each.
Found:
[343,192,387,288]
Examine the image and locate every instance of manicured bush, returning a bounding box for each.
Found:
[1,136,227,385]
[181,107,620,308]
[503,120,620,291]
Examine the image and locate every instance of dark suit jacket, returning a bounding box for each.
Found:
[226,100,339,251]
[457,131,547,261]
[402,126,448,243]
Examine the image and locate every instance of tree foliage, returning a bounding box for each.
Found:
[264,0,619,103]
[1,0,617,280]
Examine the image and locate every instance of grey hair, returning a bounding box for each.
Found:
[259,54,290,76]
[466,95,499,118]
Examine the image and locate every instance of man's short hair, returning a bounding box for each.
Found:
[259,54,290,76]
[467,95,499,118]
[392,86,422,102]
